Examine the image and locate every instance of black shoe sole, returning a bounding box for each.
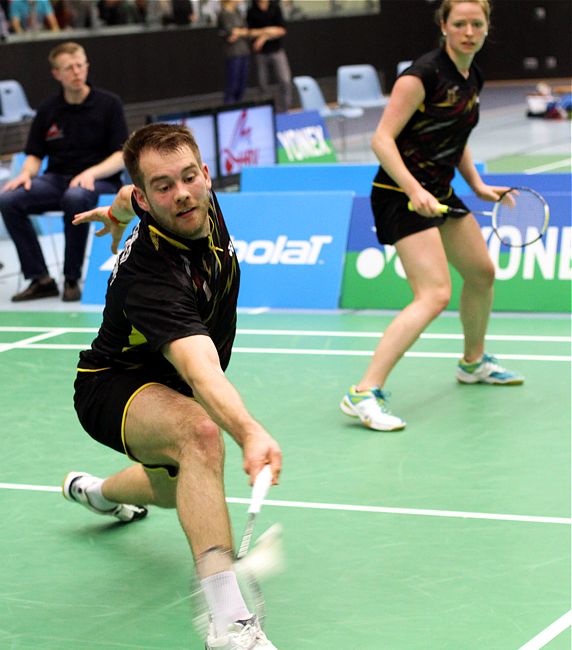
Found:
[12,288,60,302]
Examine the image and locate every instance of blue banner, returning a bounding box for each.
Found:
[82,191,354,309]
[219,191,353,308]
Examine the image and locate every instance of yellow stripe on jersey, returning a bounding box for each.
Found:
[122,324,147,352]
[148,225,191,251]
[372,182,405,192]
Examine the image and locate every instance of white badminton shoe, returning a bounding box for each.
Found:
[456,353,524,385]
[62,471,148,523]
[340,386,406,431]
[205,615,278,649]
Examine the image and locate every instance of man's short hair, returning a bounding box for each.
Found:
[123,123,204,190]
[48,42,86,68]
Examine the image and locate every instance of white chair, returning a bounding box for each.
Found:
[8,153,62,278]
[0,80,36,124]
[293,75,363,157]
[337,64,389,109]
[293,75,363,120]
[396,60,413,76]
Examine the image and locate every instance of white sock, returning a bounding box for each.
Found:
[83,479,117,511]
[201,571,251,636]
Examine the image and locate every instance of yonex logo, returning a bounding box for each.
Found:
[277,126,332,162]
[231,235,333,265]
[354,226,572,281]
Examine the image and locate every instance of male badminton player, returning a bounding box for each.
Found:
[62,123,282,649]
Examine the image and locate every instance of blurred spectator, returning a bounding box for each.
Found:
[0,2,9,39]
[282,0,304,20]
[52,0,76,28]
[9,0,61,33]
[52,0,98,29]
[247,0,292,113]
[97,0,144,26]
[198,0,219,26]
[161,0,196,26]
[218,0,251,104]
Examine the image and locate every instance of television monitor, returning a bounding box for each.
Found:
[147,110,218,179]
[215,102,276,183]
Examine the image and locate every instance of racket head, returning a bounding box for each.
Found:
[492,187,549,248]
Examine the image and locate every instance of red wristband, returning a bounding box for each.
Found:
[107,207,126,227]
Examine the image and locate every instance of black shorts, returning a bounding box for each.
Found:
[74,367,193,476]
[371,185,470,245]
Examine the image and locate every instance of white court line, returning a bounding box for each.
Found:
[0,483,61,493]
[0,326,99,333]
[0,329,69,353]
[236,329,572,343]
[1,342,569,361]
[518,610,572,649]
[2,343,570,361]
[524,158,572,174]
[225,498,571,526]
[1,482,570,525]
[1,326,570,343]
[232,349,571,362]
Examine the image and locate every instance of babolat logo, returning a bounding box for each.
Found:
[231,235,333,265]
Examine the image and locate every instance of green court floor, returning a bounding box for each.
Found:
[0,310,570,649]
[486,154,571,174]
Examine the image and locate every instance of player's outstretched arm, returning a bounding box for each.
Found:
[164,334,282,486]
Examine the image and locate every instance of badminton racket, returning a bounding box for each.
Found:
[407,187,550,248]
[234,464,274,626]
[191,465,277,638]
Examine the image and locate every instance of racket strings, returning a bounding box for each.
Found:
[495,191,548,245]
[494,190,549,247]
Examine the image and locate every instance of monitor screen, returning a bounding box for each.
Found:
[147,111,218,179]
[216,103,276,178]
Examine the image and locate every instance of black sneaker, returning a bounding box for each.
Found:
[12,279,59,302]
[62,279,81,302]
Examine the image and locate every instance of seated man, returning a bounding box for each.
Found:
[0,41,127,302]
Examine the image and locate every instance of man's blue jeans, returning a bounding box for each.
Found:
[0,172,120,281]
[224,55,250,104]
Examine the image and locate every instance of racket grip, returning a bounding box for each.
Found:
[407,200,449,214]
[248,465,273,514]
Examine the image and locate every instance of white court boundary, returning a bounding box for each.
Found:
[524,158,572,174]
[0,326,570,360]
[1,482,570,526]
[518,610,572,649]
[1,326,571,342]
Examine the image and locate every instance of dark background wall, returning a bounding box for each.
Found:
[0,0,570,108]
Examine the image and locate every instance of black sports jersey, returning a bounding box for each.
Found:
[78,191,240,380]
[374,48,483,197]
[25,86,128,184]
[246,0,286,54]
